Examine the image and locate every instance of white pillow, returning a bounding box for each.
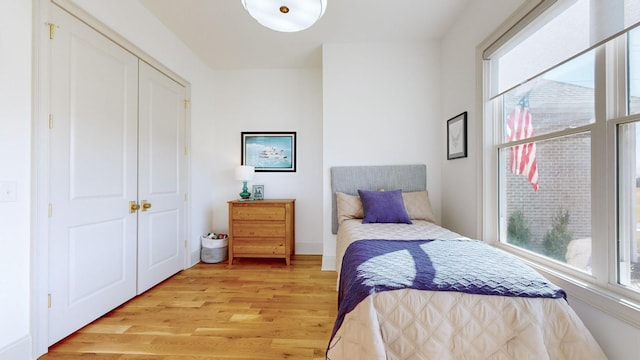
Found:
[336,192,363,225]
[402,190,436,223]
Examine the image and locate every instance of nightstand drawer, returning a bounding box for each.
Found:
[231,205,285,221]
[233,239,285,255]
[232,222,285,237]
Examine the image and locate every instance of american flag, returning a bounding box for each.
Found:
[505,93,538,191]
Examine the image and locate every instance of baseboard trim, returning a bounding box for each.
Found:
[294,242,322,255]
[0,335,32,360]
[322,255,336,271]
[189,249,200,268]
[192,243,323,266]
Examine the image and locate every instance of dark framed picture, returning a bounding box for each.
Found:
[251,185,264,200]
[241,132,296,172]
[447,112,467,160]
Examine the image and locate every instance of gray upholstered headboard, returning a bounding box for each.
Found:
[331,164,427,234]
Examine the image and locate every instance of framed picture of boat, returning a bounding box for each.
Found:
[241,132,296,172]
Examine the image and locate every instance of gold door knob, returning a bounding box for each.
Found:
[129,201,141,213]
[141,200,152,211]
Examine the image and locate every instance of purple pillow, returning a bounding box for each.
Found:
[358,189,412,224]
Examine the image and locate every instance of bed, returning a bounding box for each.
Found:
[326,165,606,360]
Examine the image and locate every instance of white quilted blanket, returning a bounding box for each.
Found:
[328,221,607,360]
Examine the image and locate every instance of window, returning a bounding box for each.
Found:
[484,0,640,304]
[618,120,640,291]
[619,26,640,292]
[630,28,640,115]
[493,0,591,97]
[498,51,594,273]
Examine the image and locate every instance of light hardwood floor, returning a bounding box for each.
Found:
[40,255,338,360]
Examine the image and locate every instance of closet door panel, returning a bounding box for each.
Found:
[137,61,186,294]
[69,36,129,198]
[48,5,138,345]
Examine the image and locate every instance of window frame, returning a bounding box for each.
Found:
[480,1,640,327]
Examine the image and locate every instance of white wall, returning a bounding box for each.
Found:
[321,42,443,269]
[440,1,640,358]
[0,1,33,358]
[207,69,323,254]
[440,0,528,239]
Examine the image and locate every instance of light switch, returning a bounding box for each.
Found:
[0,181,17,202]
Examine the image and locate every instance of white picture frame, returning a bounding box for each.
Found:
[252,184,264,200]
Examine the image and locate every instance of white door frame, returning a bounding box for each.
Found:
[32,0,191,356]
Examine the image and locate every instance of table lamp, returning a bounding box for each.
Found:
[235,165,255,199]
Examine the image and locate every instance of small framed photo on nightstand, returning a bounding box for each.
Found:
[252,185,264,200]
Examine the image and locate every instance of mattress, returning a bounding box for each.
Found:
[327,220,607,360]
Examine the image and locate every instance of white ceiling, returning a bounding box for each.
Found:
[139,0,471,70]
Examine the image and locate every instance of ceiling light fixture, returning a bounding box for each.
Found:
[241,0,327,33]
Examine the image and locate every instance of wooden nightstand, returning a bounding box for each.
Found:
[228,199,295,265]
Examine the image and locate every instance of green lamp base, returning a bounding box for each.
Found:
[239,180,251,199]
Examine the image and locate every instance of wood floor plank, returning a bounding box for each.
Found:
[40,255,337,360]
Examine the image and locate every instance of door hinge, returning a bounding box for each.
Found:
[48,293,51,308]
[48,114,53,129]
[184,147,188,155]
[183,99,190,109]
[46,22,58,40]
[184,240,187,248]
[184,193,188,201]
[48,203,52,217]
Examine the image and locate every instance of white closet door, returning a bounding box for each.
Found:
[137,61,186,294]
[48,5,138,345]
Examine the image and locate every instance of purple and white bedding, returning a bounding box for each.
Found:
[327,220,606,360]
[334,219,466,286]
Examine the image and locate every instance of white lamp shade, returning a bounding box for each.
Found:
[241,0,327,32]
[235,165,255,181]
